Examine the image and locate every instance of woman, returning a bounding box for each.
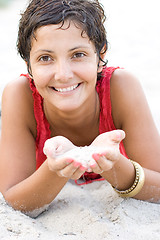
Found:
[0,0,160,215]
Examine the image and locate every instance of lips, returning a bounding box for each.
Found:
[52,83,80,93]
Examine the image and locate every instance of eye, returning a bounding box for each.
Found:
[39,55,52,62]
[72,52,86,59]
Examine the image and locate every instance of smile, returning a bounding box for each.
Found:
[53,83,80,93]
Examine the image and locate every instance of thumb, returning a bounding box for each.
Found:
[109,130,125,143]
[43,137,61,158]
[43,136,75,158]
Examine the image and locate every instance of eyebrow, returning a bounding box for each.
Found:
[34,45,90,54]
[68,45,91,51]
[34,49,54,54]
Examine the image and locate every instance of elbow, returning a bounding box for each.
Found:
[0,186,29,215]
[1,188,49,218]
[1,188,25,212]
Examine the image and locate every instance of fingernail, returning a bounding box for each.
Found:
[66,158,74,164]
[92,153,100,161]
[90,163,97,168]
[80,166,86,171]
[73,162,81,167]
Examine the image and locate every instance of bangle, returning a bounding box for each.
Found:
[112,160,145,198]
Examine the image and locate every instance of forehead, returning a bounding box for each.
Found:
[36,21,84,37]
[32,21,93,46]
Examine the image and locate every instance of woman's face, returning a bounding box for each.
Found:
[29,21,102,112]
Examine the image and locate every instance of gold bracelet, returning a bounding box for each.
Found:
[112,160,145,198]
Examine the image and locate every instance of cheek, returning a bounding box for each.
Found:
[75,62,98,83]
[31,66,53,87]
[85,64,98,84]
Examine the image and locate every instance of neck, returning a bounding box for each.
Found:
[43,92,100,145]
[45,92,99,126]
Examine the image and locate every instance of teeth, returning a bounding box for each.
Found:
[54,84,79,92]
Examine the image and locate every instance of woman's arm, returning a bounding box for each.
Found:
[91,69,160,202]
[0,77,84,214]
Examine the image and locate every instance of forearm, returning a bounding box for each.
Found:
[3,161,68,213]
[134,168,160,202]
[101,155,160,203]
[101,155,136,191]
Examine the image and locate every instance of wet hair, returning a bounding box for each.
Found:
[17,0,108,78]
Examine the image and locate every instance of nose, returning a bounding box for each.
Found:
[54,59,73,82]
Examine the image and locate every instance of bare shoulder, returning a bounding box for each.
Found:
[2,75,32,105]
[110,68,142,93]
[110,68,147,128]
[3,75,33,107]
[2,75,36,137]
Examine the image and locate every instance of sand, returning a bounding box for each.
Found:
[0,0,160,239]
[1,181,160,240]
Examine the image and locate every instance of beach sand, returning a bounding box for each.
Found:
[0,0,160,239]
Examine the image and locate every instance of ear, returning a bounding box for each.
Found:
[97,44,107,73]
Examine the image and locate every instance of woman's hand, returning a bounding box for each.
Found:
[43,130,125,178]
[43,136,87,180]
[90,130,125,174]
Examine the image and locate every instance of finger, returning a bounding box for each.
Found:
[91,130,125,149]
[47,156,74,171]
[110,130,125,144]
[90,161,104,174]
[57,161,81,178]
[89,155,105,174]
[43,137,65,157]
[58,161,87,180]
[43,136,75,158]
[92,153,114,171]
[70,166,87,180]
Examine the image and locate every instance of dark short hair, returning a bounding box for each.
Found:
[17,0,108,75]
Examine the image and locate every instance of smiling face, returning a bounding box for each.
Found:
[29,21,102,112]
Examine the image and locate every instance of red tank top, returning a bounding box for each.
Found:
[21,66,127,184]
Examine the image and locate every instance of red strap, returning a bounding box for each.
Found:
[75,172,105,185]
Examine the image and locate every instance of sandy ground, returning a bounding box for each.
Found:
[0,0,160,239]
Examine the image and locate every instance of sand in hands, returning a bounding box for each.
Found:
[56,146,105,171]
